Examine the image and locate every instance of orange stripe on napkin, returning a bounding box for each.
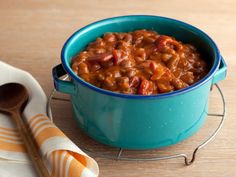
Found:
[0,127,24,152]
[0,140,26,152]
[0,135,22,142]
[51,151,56,177]
[57,151,63,177]
[62,151,70,177]
[30,117,50,129]
[68,158,85,177]
[28,114,46,124]
[0,127,18,132]
[0,126,22,142]
[35,127,65,146]
[0,130,20,137]
[32,121,52,134]
[68,151,87,167]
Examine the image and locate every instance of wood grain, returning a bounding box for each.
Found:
[0,1,236,176]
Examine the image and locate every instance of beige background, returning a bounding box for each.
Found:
[0,1,236,176]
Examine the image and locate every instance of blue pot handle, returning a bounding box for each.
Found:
[52,64,75,95]
[212,56,227,84]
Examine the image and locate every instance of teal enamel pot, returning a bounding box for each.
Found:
[52,15,227,149]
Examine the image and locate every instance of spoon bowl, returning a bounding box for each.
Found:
[0,83,28,113]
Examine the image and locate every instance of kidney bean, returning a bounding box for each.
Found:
[87,53,113,62]
[172,78,188,90]
[135,48,146,59]
[161,53,172,62]
[125,68,137,78]
[95,48,106,54]
[78,51,89,59]
[167,55,180,71]
[156,35,183,52]
[177,57,189,69]
[180,71,194,84]
[88,38,105,49]
[193,60,202,67]
[117,77,130,90]
[112,50,123,64]
[120,60,133,68]
[89,62,101,72]
[137,60,152,69]
[134,56,145,63]
[124,34,133,43]
[104,68,121,78]
[129,76,140,88]
[71,61,79,72]
[172,68,182,78]
[156,80,174,93]
[105,71,113,77]
[161,69,173,81]
[149,61,159,72]
[104,33,116,42]
[133,34,144,45]
[106,45,115,52]
[116,41,131,51]
[111,69,121,78]
[78,63,89,75]
[143,36,156,44]
[116,33,125,40]
[80,74,91,83]
[135,37,143,45]
[138,79,154,95]
[104,76,116,88]
[145,45,158,58]
[151,67,166,81]
[97,73,105,81]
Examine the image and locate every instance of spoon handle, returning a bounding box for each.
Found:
[12,111,50,177]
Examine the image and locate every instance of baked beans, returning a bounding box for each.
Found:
[71,30,208,95]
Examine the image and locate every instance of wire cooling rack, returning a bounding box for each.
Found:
[47,80,225,166]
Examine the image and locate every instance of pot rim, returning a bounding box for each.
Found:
[61,15,221,99]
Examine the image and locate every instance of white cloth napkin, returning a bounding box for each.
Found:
[0,61,99,177]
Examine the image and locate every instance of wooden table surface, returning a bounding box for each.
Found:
[1,1,236,176]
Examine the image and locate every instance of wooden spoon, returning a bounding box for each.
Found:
[0,83,50,177]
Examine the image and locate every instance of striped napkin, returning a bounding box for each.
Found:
[0,61,99,177]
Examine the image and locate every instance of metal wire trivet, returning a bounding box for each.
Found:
[47,80,226,166]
